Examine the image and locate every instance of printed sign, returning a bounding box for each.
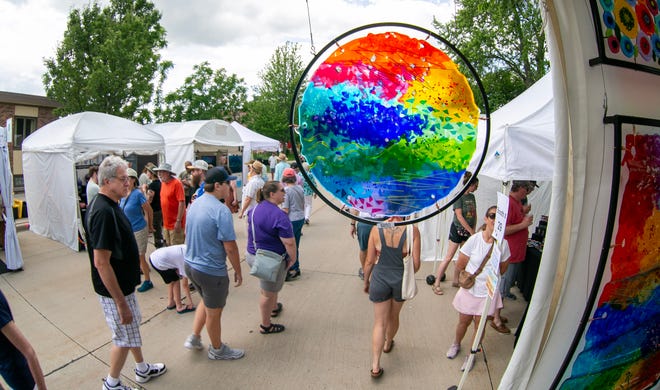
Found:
[494,192,509,243]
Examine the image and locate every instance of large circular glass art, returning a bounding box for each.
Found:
[291,23,489,223]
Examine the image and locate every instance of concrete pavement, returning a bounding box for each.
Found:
[0,201,526,389]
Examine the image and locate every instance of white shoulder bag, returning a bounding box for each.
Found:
[401,224,418,300]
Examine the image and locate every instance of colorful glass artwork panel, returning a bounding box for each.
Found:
[298,30,479,216]
[591,0,660,72]
[560,122,660,389]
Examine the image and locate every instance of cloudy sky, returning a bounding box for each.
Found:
[1,0,455,97]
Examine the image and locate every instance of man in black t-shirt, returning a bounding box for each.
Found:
[85,156,167,390]
[146,165,165,248]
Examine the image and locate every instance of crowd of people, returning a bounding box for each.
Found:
[81,154,315,389]
[1,155,539,388]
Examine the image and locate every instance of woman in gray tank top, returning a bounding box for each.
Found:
[362,216,420,379]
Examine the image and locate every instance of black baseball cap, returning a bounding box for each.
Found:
[205,167,237,184]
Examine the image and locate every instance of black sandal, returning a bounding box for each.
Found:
[260,323,285,334]
[271,302,283,317]
[370,367,384,379]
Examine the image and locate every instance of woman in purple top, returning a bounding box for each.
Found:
[246,181,297,334]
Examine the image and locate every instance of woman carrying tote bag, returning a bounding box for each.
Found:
[245,181,297,334]
[363,216,421,379]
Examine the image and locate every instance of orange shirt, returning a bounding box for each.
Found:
[160,178,186,229]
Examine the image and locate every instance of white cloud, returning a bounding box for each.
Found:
[0,0,454,96]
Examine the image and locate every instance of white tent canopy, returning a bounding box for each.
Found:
[420,74,555,262]
[478,73,554,181]
[146,120,280,184]
[22,111,165,251]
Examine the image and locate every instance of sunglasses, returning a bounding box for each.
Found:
[487,213,496,220]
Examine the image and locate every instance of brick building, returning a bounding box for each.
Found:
[0,91,61,190]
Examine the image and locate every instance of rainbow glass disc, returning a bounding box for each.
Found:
[298,29,480,216]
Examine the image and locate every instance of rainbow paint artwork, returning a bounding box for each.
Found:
[560,122,660,389]
[297,29,480,216]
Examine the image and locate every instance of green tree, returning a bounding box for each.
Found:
[42,0,170,122]
[244,42,305,149]
[153,62,248,122]
[433,0,549,110]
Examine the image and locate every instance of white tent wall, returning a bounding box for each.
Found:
[22,112,165,251]
[23,151,79,250]
[499,1,660,388]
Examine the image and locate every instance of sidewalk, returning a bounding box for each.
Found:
[0,201,525,389]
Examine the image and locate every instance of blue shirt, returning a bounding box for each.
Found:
[184,192,236,276]
[274,161,290,181]
[119,189,147,232]
[193,182,205,202]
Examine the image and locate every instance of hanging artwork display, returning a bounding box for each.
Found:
[556,115,660,389]
[589,0,660,74]
[290,23,489,223]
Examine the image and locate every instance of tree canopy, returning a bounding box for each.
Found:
[153,61,248,123]
[433,0,549,111]
[42,0,170,122]
[244,42,305,148]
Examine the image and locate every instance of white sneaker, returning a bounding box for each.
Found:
[102,379,135,390]
[460,356,475,372]
[184,334,203,350]
[446,343,460,359]
[208,343,245,360]
[134,362,167,383]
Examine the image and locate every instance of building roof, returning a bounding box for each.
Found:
[0,91,61,108]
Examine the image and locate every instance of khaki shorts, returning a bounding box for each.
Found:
[163,228,185,246]
[134,226,148,255]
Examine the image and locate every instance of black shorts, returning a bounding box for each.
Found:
[149,258,181,284]
[0,355,34,390]
[448,223,471,244]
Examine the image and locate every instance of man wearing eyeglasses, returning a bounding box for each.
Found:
[85,156,166,390]
[500,180,534,301]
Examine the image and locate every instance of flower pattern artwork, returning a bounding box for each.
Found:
[560,122,660,389]
[298,30,479,216]
[593,0,660,70]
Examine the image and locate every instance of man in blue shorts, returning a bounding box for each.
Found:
[350,210,385,280]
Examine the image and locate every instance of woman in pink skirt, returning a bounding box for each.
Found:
[446,205,510,372]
